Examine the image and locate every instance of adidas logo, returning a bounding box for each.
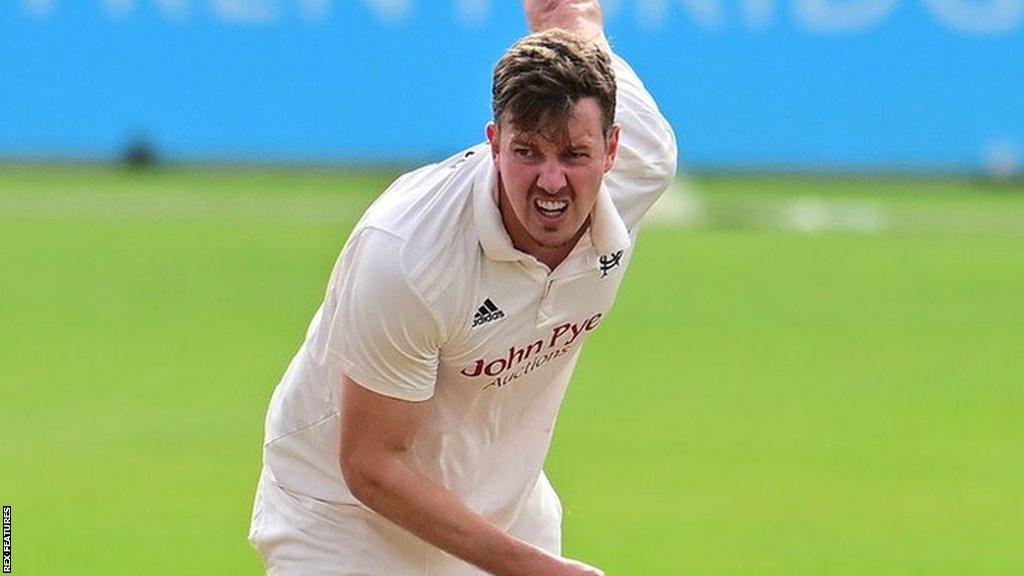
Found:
[472,298,505,328]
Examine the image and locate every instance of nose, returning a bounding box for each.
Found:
[535,160,567,194]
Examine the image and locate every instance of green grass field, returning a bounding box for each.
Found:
[2,167,1022,575]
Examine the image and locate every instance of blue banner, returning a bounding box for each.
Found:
[2,1,1021,172]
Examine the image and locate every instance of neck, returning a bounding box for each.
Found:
[498,184,588,270]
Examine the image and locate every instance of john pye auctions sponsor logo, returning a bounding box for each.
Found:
[461,313,603,389]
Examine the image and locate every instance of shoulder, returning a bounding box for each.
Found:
[358,145,487,234]
[344,145,490,333]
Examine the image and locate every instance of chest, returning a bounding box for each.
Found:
[439,246,633,390]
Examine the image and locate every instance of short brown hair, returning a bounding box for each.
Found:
[492,29,616,138]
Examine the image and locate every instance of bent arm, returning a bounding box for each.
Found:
[339,376,600,576]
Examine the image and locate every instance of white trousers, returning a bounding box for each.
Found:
[247,469,563,576]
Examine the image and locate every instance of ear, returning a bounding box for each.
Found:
[603,124,620,173]
[486,122,500,160]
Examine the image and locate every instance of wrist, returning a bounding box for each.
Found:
[484,537,562,576]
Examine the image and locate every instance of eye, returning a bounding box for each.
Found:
[513,147,534,159]
[567,150,590,160]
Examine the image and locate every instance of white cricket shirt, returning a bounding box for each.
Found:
[258,53,676,538]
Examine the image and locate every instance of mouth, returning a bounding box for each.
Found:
[534,197,569,221]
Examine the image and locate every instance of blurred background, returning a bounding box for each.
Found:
[3,0,1023,170]
[1,1,1022,575]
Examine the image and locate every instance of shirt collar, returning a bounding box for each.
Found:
[472,154,632,263]
[472,156,521,262]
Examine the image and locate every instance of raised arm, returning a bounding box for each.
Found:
[523,0,610,52]
[603,54,678,228]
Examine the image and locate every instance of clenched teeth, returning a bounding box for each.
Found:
[536,199,568,212]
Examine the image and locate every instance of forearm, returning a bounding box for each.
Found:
[345,455,556,576]
[525,0,610,52]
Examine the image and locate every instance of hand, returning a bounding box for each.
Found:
[557,557,602,573]
[522,0,607,48]
[550,556,606,576]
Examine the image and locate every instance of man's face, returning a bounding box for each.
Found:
[487,97,619,254]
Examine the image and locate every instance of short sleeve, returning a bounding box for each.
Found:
[605,53,679,229]
[320,228,442,401]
